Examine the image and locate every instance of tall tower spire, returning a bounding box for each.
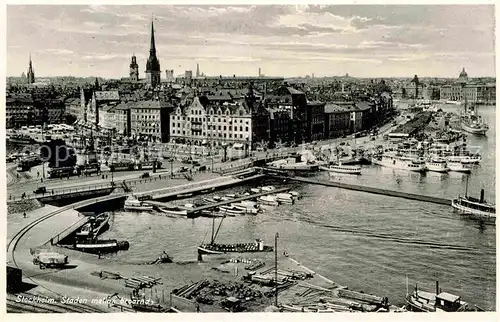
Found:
[27,53,35,84]
[196,63,200,78]
[150,19,156,55]
[145,18,161,88]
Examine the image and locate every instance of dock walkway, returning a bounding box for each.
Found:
[278,176,452,206]
[145,187,291,215]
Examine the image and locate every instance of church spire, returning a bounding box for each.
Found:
[150,19,156,55]
[27,53,35,84]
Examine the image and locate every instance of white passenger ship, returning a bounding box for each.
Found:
[372,154,426,172]
[425,157,449,173]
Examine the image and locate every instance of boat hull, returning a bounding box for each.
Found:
[461,123,488,135]
[197,244,274,255]
[451,199,496,219]
[321,166,361,175]
[448,163,471,173]
[124,205,153,212]
[372,158,426,172]
[425,164,449,173]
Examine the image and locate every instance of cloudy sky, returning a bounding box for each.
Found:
[6,4,496,79]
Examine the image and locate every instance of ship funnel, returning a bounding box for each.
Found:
[480,189,485,203]
[436,281,439,295]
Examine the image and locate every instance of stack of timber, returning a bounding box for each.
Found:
[124,275,162,289]
[281,282,390,313]
[173,279,210,299]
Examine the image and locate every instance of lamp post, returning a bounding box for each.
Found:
[274,232,279,307]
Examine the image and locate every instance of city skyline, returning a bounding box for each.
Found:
[7,4,496,79]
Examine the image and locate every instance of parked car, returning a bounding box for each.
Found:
[33,186,47,194]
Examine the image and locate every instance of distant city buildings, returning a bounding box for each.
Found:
[439,68,495,104]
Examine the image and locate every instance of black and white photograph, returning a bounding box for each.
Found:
[4,3,496,316]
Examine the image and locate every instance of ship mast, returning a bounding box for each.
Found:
[212,215,225,244]
[465,174,469,197]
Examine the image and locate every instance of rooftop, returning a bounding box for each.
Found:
[436,292,461,303]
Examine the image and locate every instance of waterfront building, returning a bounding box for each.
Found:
[85,91,120,126]
[305,101,325,142]
[268,107,292,147]
[98,102,132,137]
[170,95,253,148]
[6,93,35,128]
[131,99,172,142]
[145,20,161,88]
[323,103,351,139]
[129,54,139,81]
[266,85,308,144]
[439,68,496,104]
[27,54,35,84]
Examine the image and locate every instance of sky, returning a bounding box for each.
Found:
[6,4,496,79]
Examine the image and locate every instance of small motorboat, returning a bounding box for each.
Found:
[261,186,276,192]
[289,191,301,199]
[231,201,259,214]
[275,193,295,204]
[219,205,245,216]
[158,206,188,216]
[250,188,261,194]
[76,213,110,238]
[124,195,153,212]
[212,196,222,202]
[258,195,280,206]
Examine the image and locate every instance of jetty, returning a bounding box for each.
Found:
[268,174,452,206]
[145,187,291,216]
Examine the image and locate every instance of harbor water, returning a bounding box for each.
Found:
[101,104,496,310]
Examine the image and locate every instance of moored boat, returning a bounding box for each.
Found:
[219,205,245,216]
[124,195,153,212]
[447,161,472,173]
[257,195,280,206]
[451,177,495,219]
[447,155,481,165]
[75,239,130,254]
[76,213,110,238]
[321,164,362,175]
[158,206,188,216]
[372,154,426,172]
[406,281,469,312]
[425,158,449,173]
[275,192,295,204]
[230,201,259,214]
[198,216,273,256]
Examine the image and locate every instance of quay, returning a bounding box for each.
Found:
[275,175,452,206]
[144,187,291,215]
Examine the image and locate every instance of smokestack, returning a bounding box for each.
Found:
[258,68,261,77]
[436,281,439,295]
[480,189,485,203]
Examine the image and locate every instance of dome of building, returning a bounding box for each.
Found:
[459,67,468,78]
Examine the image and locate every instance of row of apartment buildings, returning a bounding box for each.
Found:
[7,82,393,149]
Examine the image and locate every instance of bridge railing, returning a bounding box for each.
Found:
[8,183,115,202]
